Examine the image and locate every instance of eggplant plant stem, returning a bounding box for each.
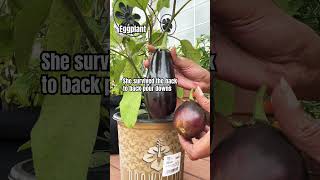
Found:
[172,0,177,21]
[110,48,128,58]
[144,10,152,44]
[148,4,161,24]
[169,35,181,41]
[63,0,105,54]
[158,32,168,49]
[128,57,143,78]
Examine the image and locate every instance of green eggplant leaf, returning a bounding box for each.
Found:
[177,86,184,99]
[7,0,26,16]
[122,54,143,78]
[78,0,92,16]
[85,17,103,40]
[110,56,126,84]
[120,91,142,128]
[110,20,122,47]
[273,0,303,16]
[180,39,201,63]
[126,38,145,56]
[4,66,40,107]
[31,1,103,180]
[14,0,53,73]
[0,16,14,58]
[5,76,32,107]
[301,101,320,119]
[0,15,13,42]
[17,140,31,152]
[151,31,164,46]
[127,0,149,10]
[110,81,124,95]
[31,95,101,180]
[0,42,13,58]
[156,0,170,12]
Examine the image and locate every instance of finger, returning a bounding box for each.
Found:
[170,47,185,68]
[144,45,155,68]
[214,1,315,69]
[175,70,210,92]
[185,152,191,160]
[171,47,201,70]
[175,71,198,89]
[204,125,210,132]
[197,131,207,139]
[215,30,280,92]
[185,152,196,162]
[179,133,211,160]
[213,0,271,23]
[147,44,156,52]
[143,56,152,68]
[178,135,195,155]
[143,60,149,68]
[170,47,177,61]
[194,86,210,112]
[192,138,199,144]
[272,77,320,163]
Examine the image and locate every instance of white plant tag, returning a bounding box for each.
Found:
[162,152,181,177]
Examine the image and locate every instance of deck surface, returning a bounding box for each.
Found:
[110,155,210,180]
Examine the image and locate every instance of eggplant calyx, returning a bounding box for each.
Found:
[156,32,168,50]
[189,88,195,101]
[253,85,270,125]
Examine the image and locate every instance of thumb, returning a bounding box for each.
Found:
[194,86,210,112]
[170,47,196,69]
[170,47,182,66]
[271,78,320,163]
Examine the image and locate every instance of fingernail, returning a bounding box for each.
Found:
[172,47,177,54]
[196,86,204,96]
[279,77,299,109]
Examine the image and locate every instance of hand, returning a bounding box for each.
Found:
[144,45,210,92]
[272,78,320,163]
[178,87,211,160]
[213,0,320,99]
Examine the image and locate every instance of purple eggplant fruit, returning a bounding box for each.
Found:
[144,49,177,119]
[173,101,206,139]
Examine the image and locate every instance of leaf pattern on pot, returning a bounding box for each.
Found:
[142,139,173,172]
[143,153,154,163]
[151,159,163,172]
[148,146,158,154]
